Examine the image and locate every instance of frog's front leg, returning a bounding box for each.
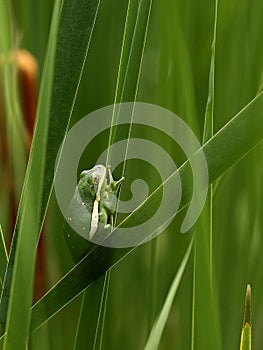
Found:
[99,205,108,225]
[89,205,112,241]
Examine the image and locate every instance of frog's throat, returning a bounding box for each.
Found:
[89,199,99,239]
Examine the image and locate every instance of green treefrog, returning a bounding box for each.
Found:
[63,165,124,262]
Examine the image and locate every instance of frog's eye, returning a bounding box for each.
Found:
[93,174,99,184]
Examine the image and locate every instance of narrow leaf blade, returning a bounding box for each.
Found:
[144,238,193,350]
[0,225,8,290]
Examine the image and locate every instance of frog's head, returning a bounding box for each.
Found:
[79,165,107,200]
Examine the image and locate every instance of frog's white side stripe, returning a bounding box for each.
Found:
[89,199,99,239]
[89,167,106,239]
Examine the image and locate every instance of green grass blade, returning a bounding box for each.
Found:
[30,91,263,332]
[202,91,262,181]
[0,225,8,290]
[73,275,107,350]
[239,285,251,350]
[107,0,152,164]
[0,0,101,346]
[240,324,251,350]
[144,238,193,350]
[147,239,157,333]
[191,243,196,350]
[95,270,110,350]
[191,1,221,349]
[202,0,218,144]
[114,0,152,103]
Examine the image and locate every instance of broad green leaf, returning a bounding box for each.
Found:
[239,285,251,350]
[144,238,193,350]
[0,0,101,347]
[30,90,263,332]
[0,225,8,290]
